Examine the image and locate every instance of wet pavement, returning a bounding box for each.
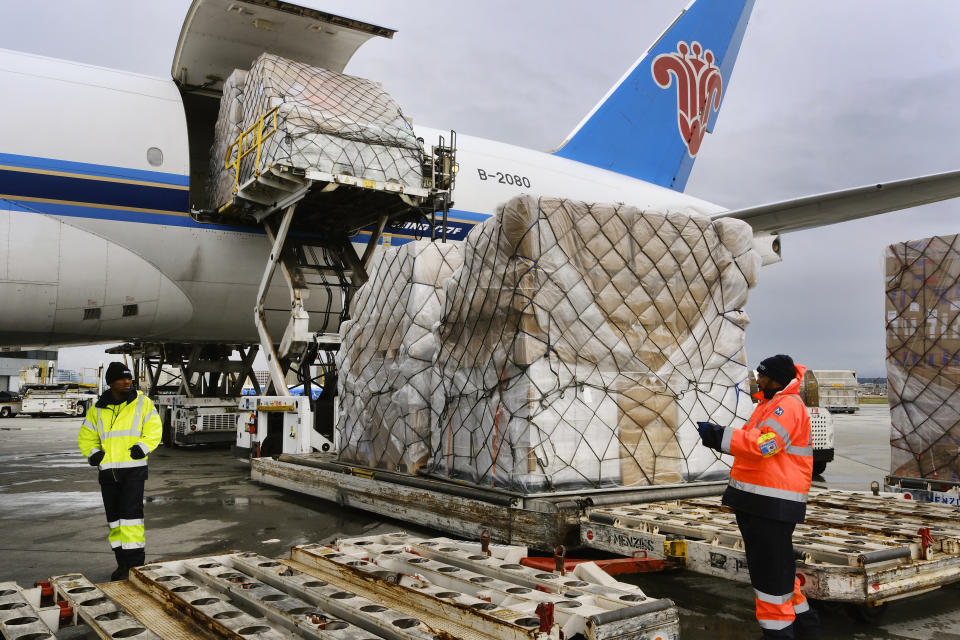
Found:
[0,416,435,588]
[1,406,958,639]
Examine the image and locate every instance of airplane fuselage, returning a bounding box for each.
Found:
[0,48,724,349]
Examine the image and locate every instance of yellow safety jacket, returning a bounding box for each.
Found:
[78,390,163,471]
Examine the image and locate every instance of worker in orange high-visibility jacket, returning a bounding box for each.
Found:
[78,362,162,581]
[698,354,820,640]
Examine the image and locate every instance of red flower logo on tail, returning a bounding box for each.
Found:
[651,41,723,156]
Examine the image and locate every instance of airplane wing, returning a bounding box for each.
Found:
[713,169,960,235]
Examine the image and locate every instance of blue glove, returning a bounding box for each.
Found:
[697,421,725,451]
[129,444,146,460]
[88,450,105,466]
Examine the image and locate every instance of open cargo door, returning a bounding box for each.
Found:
[172,0,394,92]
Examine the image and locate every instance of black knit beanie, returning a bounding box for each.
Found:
[105,362,133,386]
[757,354,795,388]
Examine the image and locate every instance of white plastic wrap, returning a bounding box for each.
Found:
[209,53,423,207]
[428,196,759,491]
[337,241,463,473]
[886,234,960,482]
[208,69,248,208]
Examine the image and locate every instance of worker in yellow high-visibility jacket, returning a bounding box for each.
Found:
[78,362,162,580]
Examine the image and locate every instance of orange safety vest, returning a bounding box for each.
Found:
[720,364,813,523]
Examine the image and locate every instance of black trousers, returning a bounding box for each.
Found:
[99,467,147,568]
[737,511,804,638]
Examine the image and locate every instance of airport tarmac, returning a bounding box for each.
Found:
[1,405,957,639]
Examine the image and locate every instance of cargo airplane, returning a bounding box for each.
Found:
[1,0,958,350]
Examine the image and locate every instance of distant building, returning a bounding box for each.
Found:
[0,349,58,392]
[857,377,888,396]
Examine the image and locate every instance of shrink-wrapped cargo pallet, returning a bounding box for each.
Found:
[886,234,960,482]
[428,196,759,491]
[337,241,463,473]
[209,53,423,207]
[208,69,248,209]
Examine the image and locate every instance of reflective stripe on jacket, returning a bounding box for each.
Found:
[721,364,813,523]
[77,390,162,470]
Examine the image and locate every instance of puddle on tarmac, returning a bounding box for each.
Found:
[0,491,102,517]
[146,496,253,507]
[0,451,89,469]
[4,462,89,469]
[0,478,64,488]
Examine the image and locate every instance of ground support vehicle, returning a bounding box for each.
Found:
[18,534,679,640]
[580,489,960,609]
[108,342,263,447]
[809,406,835,476]
[19,384,96,417]
[155,395,244,447]
[250,454,960,613]
[0,392,19,417]
[236,395,335,459]
[803,370,860,414]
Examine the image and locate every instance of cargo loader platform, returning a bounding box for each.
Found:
[14,534,678,640]
[582,489,960,606]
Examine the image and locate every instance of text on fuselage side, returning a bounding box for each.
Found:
[476,169,532,188]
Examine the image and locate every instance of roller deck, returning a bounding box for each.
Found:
[581,489,960,604]
[5,534,679,640]
[253,456,960,608]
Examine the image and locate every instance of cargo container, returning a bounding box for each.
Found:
[802,369,860,414]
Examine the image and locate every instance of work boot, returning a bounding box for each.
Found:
[794,609,821,640]
[110,564,129,581]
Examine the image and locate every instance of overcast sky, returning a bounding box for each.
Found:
[5,1,959,378]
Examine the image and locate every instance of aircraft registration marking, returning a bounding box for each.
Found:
[475,168,532,188]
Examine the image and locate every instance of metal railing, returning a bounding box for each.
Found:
[224,105,280,194]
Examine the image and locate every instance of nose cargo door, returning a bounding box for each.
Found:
[172,0,395,90]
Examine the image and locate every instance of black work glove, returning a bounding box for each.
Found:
[88,450,105,466]
[129,445,146,460]
[697,421,725,451]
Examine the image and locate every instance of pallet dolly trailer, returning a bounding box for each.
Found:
[251,455,960,616]
[19,534,679,640]
[581,489,960,611]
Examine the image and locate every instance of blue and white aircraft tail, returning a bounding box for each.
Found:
[554,0,754,191]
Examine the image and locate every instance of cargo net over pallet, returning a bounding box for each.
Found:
[337,195,761,492]
[209,52,424,210]
[431,196,759,491]
[338,241,464,473]
[886,234,960,482]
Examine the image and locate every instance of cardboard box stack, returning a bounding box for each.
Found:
[886,234,960,482]
[209,53,423,205]
[429,196,759,491]
[337,241,463,473]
